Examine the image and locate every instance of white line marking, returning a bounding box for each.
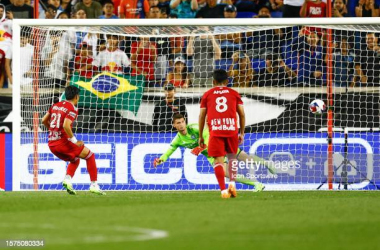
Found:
[0,223,168,244]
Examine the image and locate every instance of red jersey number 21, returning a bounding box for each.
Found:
[50,113,62,128]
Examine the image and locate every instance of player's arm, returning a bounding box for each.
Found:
[153,137,180,167]
[237,105,245,145]
[41,112,51,129]
[198,108,207,148]
[63,118,83,147]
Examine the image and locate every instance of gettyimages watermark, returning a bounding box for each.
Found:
[229,152,374,181]
[230,159,301,180]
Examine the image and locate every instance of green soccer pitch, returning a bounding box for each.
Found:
[0,191,379,250]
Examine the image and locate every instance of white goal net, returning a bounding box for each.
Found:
[12,19,380,191]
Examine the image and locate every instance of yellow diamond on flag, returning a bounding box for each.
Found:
[75,72,138,101]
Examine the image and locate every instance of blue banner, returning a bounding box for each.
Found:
[14,133,380,190]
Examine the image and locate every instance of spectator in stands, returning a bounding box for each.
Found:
[59,0,72,16]
[160,7,168,17]
[300,0,326,18]
[131,37,157,85]
[291,28,324,86]
[94,34,130,74]
[186,27,222,87]
[228,51,254,87]
[6,0,34,19]
[158,0,171,16]
[0,4,13,88]
[148,5,161,17]
[255,54,296,86]
[215,6,241,58]
[42,31,70,87]
[223,4,237,18]
[169,12,178,17]
[99,1,119,18]
[165,56,190,88]
[48,0,61,14]
[150,29,170,83]
[196,0,225,18]
[20,32,34,86]
[245,7,283,59]
[353,33,380,86]
[45,4,58,19]
[74,8,87,18]
[270,0,284,11]
[170,0,198,18]
[355,0,379,17]
[152,83,188,132]
[235,0,270,13]
[282,0,303,17]
[332,0,349,17]
[332,38,355,87]
[119,0,145,18]
[74,43,95,79]
[57,11,69,18]
[0,40,12,88]
[144,0,159,16]
[74,0,103,18]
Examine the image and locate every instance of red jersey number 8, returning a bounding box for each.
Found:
[216,97,228,113]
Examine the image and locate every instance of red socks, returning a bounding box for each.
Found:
[85,151,98,182]
[67,158,80,177]
[214,164,226,191]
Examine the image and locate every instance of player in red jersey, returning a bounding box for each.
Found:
[199,69,246,199]
[41,86,105,195]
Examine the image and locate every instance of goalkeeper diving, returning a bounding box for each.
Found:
[153,114,276,191]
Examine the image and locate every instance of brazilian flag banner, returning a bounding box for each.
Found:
[66,72,145,115]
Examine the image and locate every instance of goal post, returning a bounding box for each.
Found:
[12,18,380,191]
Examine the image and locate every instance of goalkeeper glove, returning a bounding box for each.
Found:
[191,146,206,156]
[153,158,163,168]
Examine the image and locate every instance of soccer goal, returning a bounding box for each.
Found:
[12,18,380,191]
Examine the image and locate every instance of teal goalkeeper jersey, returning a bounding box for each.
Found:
[159,124,214,164]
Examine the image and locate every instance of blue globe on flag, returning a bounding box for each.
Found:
[92,74,120,93]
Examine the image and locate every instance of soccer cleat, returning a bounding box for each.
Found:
[228,183,238,198]
[253,182,265,192]
[90,184,106,195]
[62,179,76,195]
[221,189,231,199]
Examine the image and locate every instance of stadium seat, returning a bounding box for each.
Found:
[251,59,266,72]
[236,12,256,18]
[271,11,283,18]
[215,59,232,71]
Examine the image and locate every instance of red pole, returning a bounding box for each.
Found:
[34,0,39,18]
[32,28,41,190]
[326,0,334,190]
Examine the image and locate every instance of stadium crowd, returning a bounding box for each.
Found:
[1,0,380,89]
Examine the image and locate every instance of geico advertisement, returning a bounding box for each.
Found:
[18,133,380,190]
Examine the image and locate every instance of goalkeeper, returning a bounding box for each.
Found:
[153,114,276,191]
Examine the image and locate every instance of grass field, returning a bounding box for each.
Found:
[1,191,379,250]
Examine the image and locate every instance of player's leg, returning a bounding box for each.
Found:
[49,144,78,195]
[208,136,230,198]
[208,156,258,190]
[237,149,276,174]
[225,136,240,197]
[62,158,80,195]
[235,149,265,192]
[78,146,105,195]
